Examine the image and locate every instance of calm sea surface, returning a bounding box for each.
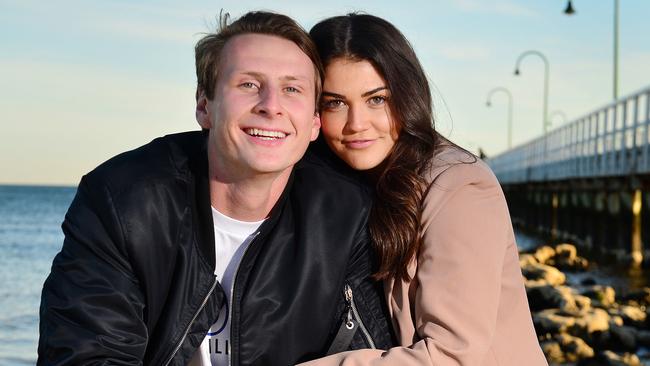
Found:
[0,184,647,365]
[0,185,76,365]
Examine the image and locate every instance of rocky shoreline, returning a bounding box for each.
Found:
[521,243,650,365]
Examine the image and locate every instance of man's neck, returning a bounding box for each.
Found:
[208,165,292,222]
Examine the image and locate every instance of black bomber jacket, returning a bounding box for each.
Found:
[38,131,395,365]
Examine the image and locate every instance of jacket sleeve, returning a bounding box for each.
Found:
[298,162,512,365]
[38,175,148,365]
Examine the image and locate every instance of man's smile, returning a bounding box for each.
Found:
[244,128,288,140]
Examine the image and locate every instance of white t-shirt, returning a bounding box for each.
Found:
[188,207,264,366]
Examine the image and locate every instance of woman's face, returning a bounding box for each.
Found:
[320,58,399,171]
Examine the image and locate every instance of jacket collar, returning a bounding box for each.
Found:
[184,131,294,269]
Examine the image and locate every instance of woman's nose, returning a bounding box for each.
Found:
[345,106,371,133]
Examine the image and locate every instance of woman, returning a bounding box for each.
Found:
[303,14,548,365]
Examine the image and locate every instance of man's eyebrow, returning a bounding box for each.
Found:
[240,71,263,78]
[237,72,309,82]
[281,75,309,82]
[361,86,388,97]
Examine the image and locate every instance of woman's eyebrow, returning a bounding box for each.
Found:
[322,91,345,99]
[361,86,387,97]
[322,86,387,99]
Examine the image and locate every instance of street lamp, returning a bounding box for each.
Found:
[514,50,550,135]
[564,0,576,15]
[550,110,568,127]
[564,0,619,100]
[486,87,513,149]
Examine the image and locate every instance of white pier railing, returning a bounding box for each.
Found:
[487,85,650,184]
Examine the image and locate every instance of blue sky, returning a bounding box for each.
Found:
[1,0,649,185]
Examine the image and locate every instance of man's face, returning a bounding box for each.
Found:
[196,34,320,180]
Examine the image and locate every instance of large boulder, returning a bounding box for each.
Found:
[534,245,556,264]
[574,294,592,312]
[534,309,576,336]
[582,285,617,308]
[518,253,537,267]
[522,263,566,287]
[577,350,641,366]
[554,256,590,271]
[571,308,611,340]
[521,243,589,270]
[591,325,638,353]
[555,243,578,261]
[541,341,564,364]
[556,333,595,362]
[527,285,578,312]
[606,325,638,352]
[610,305,647,327]
[541,334,596,364]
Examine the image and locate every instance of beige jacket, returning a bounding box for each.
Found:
[300,146,547,365]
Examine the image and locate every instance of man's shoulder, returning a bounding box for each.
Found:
[293,149,372,203]
[84,131,205,196]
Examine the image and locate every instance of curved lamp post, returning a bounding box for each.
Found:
[514,50,550,135]
[486,87,513,149]
[564,0,619,100]
[550,110,568,127]
[564,0,576,15]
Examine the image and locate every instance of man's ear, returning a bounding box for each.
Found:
[310,112,321,141]
[196,89,211,129]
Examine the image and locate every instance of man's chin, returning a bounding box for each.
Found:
[248,154,302,173]
[252,164,295,177]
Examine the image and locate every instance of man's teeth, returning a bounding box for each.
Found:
[245,128,287,139]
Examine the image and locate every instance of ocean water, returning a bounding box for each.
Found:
[0,185,76,365]
[0,184,647,365]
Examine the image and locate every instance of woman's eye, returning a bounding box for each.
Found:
[368,96,386,105]
[322,99,345,110]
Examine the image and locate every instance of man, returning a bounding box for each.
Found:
[38,11,394,366]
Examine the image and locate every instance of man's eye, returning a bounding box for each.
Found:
[285,86,300,93]
[240,82,258,89]
[368,96,386,105]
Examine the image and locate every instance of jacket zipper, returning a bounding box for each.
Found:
[228,231,260,366]
[344,283,376,349]
[164,275,219,366]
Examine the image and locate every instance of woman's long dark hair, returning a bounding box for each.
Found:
[311,14,440,281]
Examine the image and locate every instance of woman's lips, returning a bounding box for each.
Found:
[342,139,375,149]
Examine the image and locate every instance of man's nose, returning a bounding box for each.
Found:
[253,88,283,117]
